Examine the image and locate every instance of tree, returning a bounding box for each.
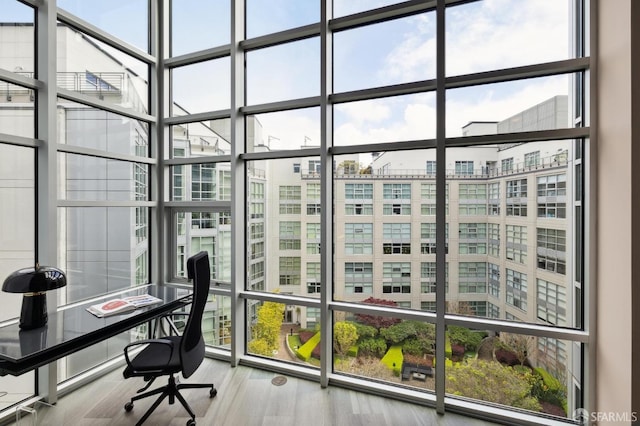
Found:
[248,300,285,356]
[354,297,402,329]
[334,321,358,357]
[447,359,541,412]
[447,325,484,352]
[500,333,535,366]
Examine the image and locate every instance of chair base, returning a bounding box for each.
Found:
[124,375,216,426]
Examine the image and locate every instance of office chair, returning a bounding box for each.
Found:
[122,251,217,426]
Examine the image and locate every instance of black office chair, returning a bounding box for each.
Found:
[123,251,217,426]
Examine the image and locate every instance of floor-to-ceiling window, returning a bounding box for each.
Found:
[0,1,590,424]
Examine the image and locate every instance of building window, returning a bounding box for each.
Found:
[488,302,500,319]
[383,223,411,254]
[191,164,215,200]
[488,223,500,257]
[458,262,487,293]
[537,279,567,326]
[306,203,321,215]
[426,160,436,175]
[455,160,474,175]
[345,183,373,199]
[488,263,500,299]
[506,178,528,217]
[420,262,448,293]
[306,262,321,294]
[537,228,567,274]
[537,174,566,218]
[459,223,487,254]
[279,185,301,200]
[506,225,527,264]
[382,262,411,293]
[279,221,301,250]
[383,183,411,199]
[279,257,301,286]
[501,157,514,173]
[345,223,373,255]
[489,182,500,215]
[525,151,540,167]
[383,203,411,215]
[293,163,300,173]
[307,183,321,199]
[345,203,373,215]
[506,269,528,311]
[308,160,321,174]
[345,262,373,294]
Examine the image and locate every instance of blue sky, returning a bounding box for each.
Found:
[3,0,571,148]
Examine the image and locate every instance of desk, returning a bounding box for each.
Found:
[0,284,191,377]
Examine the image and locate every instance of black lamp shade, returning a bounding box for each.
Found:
[2,266,66,329]
[3,266,66,294]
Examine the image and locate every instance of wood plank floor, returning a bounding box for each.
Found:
[8,358,502,426]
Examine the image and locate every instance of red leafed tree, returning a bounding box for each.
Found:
[354,297,402,329]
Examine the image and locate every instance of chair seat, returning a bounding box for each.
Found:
[123,336,182,378]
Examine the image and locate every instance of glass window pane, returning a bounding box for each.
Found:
[0,80,34,138]
[0,1,35,74]
[57,0,149,52]
[169,119,231,160]
[247,301,317,366]
[246,108,319,152]
[57,98,149,156]
[171,0,230,56]
[446,327,577,420]
[446,0,571,76]
[0,144,35,322]
[56,28,149,115]
[446,140,575,329]
[334,93,436,146]
[334,12,435,92]
[246,39,320,105]
[58,207,150,302]
[174,215,230,282]
[333,310,435,392]
[172,58,230,115]
[448,74,574,138]
[247,158,321,296]
[58,153,149,202]
[246,0,319,39]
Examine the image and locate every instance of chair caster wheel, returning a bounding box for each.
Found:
[210,388,217,398]
[187,419,196,426]
[124,402,134,412]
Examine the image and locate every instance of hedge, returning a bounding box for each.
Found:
[296,331,321,361]
[381,345,403,375]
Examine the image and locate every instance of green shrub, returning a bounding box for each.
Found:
[402,336,434,356]
[353,322,378,340]
[448,326,485,352]
[358,337,387,357]
[532,367,567,413]
[380,345,403,375]
[296,331,321,361]
[445,333,452,359]
[447,359,541,412]
[347,345,358,357]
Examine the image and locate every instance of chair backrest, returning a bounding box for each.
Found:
[181,251,211,378]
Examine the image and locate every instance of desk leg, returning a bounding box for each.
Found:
[38,363,57,404]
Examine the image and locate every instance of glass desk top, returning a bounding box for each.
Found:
[0,284,191,375]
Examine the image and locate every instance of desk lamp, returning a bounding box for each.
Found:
[2,265,66,329]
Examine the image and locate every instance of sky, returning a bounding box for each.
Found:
[2,0,572,152]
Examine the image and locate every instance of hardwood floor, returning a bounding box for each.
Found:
[8,358,502,426]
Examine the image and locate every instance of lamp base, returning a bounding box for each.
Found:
[20,293,47,330]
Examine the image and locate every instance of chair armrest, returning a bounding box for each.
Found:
[123,338,175,374]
